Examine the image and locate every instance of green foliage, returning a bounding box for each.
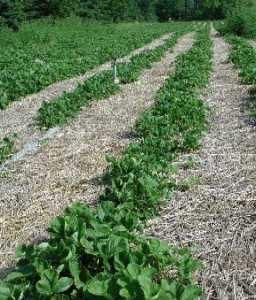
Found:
[228,35,256,121]
[217,1,256,37]
[37,71,120,129]
[228,36,256,84]
[0,20,186,109]
[156,0,233,21]
[101,28,212,218]
[0,26,212,300]
[24,0,154,21]
[0,0,24,31]
[117,32,181,84]
[0,135,15,164]
[36,31,188,129]
[0,203,201,299]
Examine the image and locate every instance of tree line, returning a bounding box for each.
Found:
[0,0,251,31]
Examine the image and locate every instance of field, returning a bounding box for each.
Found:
[0,17,256,300]
[0,18,190,109]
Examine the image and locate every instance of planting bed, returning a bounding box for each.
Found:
[228,36,256,121]
[0,31,195,284]
[0,20,190,109]
[147,29,256,299]
[1,20,256,300]
[0,31,177,167]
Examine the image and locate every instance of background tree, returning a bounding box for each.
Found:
[0,0,24,31]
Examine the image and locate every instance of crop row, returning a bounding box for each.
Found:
[0,20,191,110]
[0,27,212,299]
[228,36,256,84]
[37,32,183,129]
[228,36,256,118]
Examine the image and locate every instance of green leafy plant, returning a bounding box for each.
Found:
[216,3,256,38]
[0,135,16,164]
[0,203,201,299]
[227,36,256,120]
[37,71,120,129]
[101,29,212,220]
[228,36,256,85]
[117,32,182,84]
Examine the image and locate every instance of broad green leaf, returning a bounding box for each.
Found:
[87,279,109,296]
[5,272,25,282]
[127,264,140,280]
[181,286,202,300]
[54,277,73,293]
[0,284,11,300]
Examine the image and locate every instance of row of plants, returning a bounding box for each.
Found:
[0,19,191,109]
[227,35,256,119]
[0,27,213,299]
[37,32,183,129]
[228,36,256,84]
[0,135,15,165]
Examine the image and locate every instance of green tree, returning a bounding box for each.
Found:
[0,0,24,31]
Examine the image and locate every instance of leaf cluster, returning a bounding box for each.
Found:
[0,202,201,299]
[37,71,120,129]
[228,35,256,120]
[102,29,212,218]
[228,36,256,85]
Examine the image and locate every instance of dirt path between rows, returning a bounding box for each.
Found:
[0,32,172,153]
[0,33,194,273]
[147,30,256,299]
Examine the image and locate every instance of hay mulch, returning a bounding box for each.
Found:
[249,39,256,49]
[0,33,172,152]
[0,33,195,274]
[146,31,256,299]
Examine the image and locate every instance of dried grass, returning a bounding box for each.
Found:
[0,33,195,273]
[146,31,256,299]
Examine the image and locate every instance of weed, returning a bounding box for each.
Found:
[0,135,16,164]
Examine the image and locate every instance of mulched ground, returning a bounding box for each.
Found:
[0,33,195,273]
[0,33,172,154]
[249,39,256,48]
[146,30,256,299]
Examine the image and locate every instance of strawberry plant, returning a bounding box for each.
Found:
[117,32,182,84]
[0,203,201,299]
[228,36,256,85]
[102,29,212,219]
